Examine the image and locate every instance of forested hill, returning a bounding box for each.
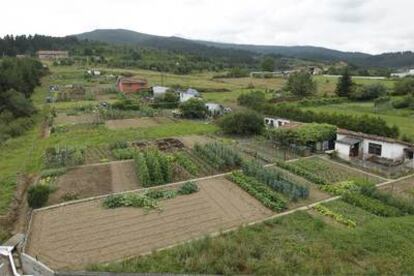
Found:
[76,29,414,68]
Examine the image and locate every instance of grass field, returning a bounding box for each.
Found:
[303,102,414,138]
[90,207,414,275]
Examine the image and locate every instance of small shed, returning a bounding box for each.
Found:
[152,86,170,98]
[116,77,148,94]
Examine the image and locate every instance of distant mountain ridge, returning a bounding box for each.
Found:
[75,29,414,68]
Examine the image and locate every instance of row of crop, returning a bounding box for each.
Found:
[193,143,242,171]
[229,171,287,211]
[360,186,414,215]
[134,149,172,187]
[44,146,85,168]
[242,161,309,201]
[313,204,356,228]
[275,160,327,185]
[174,152,199,176]
[103,181,199,210]
[341,192,402,217]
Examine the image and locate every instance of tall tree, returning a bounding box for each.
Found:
[285,71,316,97]
[336,68,353,97]
[261,56,275,72]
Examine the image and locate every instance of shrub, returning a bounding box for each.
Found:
[28,185,51,208]
[218,111,264,135]
[177,181,199,195]
[350,84,387,101]
[179,99,208,119]
[391,95,414,109]
[285,71,316,97]
[229,172,287,211]
[237,91,266,109]
[393,77,414,95]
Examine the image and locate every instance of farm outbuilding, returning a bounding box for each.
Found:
[37,50,69,60]
[264,117,292,129]
[116,77,148,94]
[179,88,200,102]
[152,86,170,98]
[335,129,414,167]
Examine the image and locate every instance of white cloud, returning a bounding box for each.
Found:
[0,0,412,54]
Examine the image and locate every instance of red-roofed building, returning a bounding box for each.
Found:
[116,77,148,94]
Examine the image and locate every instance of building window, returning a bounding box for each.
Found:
[368,143,382,156]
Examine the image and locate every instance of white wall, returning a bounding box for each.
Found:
[335,142,351,161]
[264,117,290,128]
[362,139,406,160]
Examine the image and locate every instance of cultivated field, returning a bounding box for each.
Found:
[47,161,139,205]
[105,117,175,130]
[25,176,272,270]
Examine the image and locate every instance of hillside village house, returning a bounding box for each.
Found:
[335,129,414,168]
[264,117,291,129]
[152,86,170,98]
[179,88,200,102]
[116,77,148,94]
[37,50,69,60]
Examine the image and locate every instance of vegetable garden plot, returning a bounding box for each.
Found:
[84,145,114,164]
[25,177,272,270]
[105,117,174,130]
[289,157,384,184]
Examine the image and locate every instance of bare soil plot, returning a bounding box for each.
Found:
[25,177,272,270]
[105,117,173,130]
[54,113,98,125]
[47,161,139,205]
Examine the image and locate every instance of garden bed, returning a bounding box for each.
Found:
[105,117,174,130]
[25,176,272,270]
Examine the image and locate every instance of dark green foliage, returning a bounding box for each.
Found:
[27,185,51,209]
[175,152,199,175]
[145,151,164,185]
[392,95,414,109]
[229,171,287,211]
[177,181,199,195]
[193,143,242,170]
[336,68,353,97]
[43,146,85,168]
[179,99,208,119]
[342,192,402,217]
[266,123,336,147]
[109,140,129,150]
[134,150,173,187]
[112,148,136,160]
[262,103,400,138]
[275,160,328,185]
[111,98,141,110]
[285,71,316,97]
[134,153,151,187]
[242,160,309,200]
[350,84,387,101]
[153,92,179,109]
[261,56,275,71]
[218,111,264,135]
[394,77,414,95]
[296,97,348,107]
[237,91,266,109]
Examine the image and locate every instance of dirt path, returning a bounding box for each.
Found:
[25,177,272,270]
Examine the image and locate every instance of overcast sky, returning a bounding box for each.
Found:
[1,0,413,54]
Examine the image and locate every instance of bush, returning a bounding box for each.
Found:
[391,95,414,109]
[237,91,266,109]
[179,99,208,119]
[112,148,136,160]
[177,181,199,195]
[350,84,387,101]
[218,111,264,135]
[28,185,51,208]
[393,77,414,95]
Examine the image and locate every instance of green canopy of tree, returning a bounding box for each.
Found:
[336,68,353,97]
[179,99,208,119]
[285,71,316,97]
[218,111,264,135]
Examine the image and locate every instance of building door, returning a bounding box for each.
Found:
[349,143,359,157]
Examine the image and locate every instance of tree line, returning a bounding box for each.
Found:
[0,57,46,142]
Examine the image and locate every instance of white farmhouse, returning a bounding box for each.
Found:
[390,69,414,78]
[152,86,170,98]
[179,88,200,103]
[335,129,414,167]
[264,117,291,128]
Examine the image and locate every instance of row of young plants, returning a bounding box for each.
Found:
[134,149,173,187]
[174,152,199,176]
[193,143,243,171]
[313,204,357,228]
[228,171,287,211]
[242,161,309,201]
[103,181,199,210]
[323,179,413,217]
[274,160,328,185]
